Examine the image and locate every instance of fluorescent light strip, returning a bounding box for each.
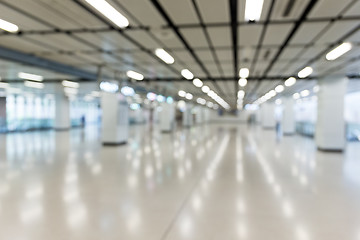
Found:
[0,82,9,89]
[275,85,284,93]
[326,42,352,61]
[238,78,247,87]
[193,78,203,87]
[298,67,313,79]
[24,81,44,89]
[245,0,264,22]
[181,69,194,80]
[85,0,129,28]
[155,48,175,64]
[62,80,79,88]
[284,77,296,87]
[126,70,144,81]
[239,68,249,78]
[0,18,19,33]
[18,72,43,82]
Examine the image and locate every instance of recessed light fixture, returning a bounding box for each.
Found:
[18,72,43,82]
[62,80,79,88]
[238,78,248,87]
[178,90,186,97]
[201,85,210,93]
[85,0,129,28]
[0,18,19,33]
[181,69,194,80]
[126,70,144,81]
[298,67,313,79]
[326,42,352,61]
[239,68,249,78]
[193,78,203,87]
[155,48,175,64]
[24,81,44,89]
[185,93,193,100]
[284,77,296,87]
[245,0,264,22]
[275,85,284,93]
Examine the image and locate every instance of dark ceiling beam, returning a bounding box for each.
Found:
[140,76,318,81]
[247,0,319,103]
[0,46,98,80]
[229,0,239,104]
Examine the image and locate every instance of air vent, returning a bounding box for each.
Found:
[283,0,296,17]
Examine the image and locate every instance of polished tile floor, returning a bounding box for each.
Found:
[0,123,360,240]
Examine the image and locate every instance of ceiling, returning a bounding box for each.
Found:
[0,0,359,109]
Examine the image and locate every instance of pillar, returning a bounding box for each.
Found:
[183,103,193,127]
[160,102,175,132]
[54,92,70,131]
[0,97,6,132]
[261,102,276,129]
[315,76,347,151]
[101,92,129,145]
[282,97,295,135]
[195,106,203,124]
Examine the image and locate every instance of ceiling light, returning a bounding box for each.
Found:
[300,90,310,97]
[269,90,276,97]
[238,90,245,99]
[85,0,129,28]
[155,48,174,64]
[185,93,193,100]
[284,77,296,87]
[201,85,210,93]
[121,86,135,96]
[275,85,284,93]
[239,68,249,78]
[157,95,165,103]
[238,78,248,87]
[126,70,144,81]
[62,80,79,88]
[0,18,19,33]
[326,42,352,61]
[245,0,264,22]
[293,93,300,99]
[181,69,194,80]
[298,67,313,79]
[178,90,186,97]
[24,81,44,89]
[0,82,9,89]
[193,78,203,87]
[207,102,214,108]
[147,92,157,101]
[18,72,43,82]
[100,81,118,93]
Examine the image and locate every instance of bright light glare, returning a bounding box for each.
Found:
[298,67,313,78]
[178,90,186,97]
[18,72,43,82]
[326,42,352,61]
[185,93,193,100]
[62,80,79,88]
[0,82,9,89]
[181,69,194,80]
[238,90,245,99]
[293,93,300,99]
[126,70,144,81]
[85,0,129,28]
[24,81,44,89]
[0,18,19,32]
[284,77,296,87]
[275,85,284,93]
[100,81,118,93]
[300,90,310,97]
[155,48,175,64]
[201,85,210,93]
[193,78,203,87]
[238,78,247,87]
[239,68,249,78]
[121,86,135,96]
[245,0,264,22]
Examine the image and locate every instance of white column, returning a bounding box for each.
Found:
[54,92,70,131]
[160,102,175,132]
[282,97,295,135]
[261,102,276,129]
[315,76,347,151]
[195,106,203,124]
[183,103,193,127]
[101,92,129,145]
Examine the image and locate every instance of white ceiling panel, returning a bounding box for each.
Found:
[100,32,138,50]
[270,0,310,21]
[126,31,161,49]
[316,21,359,44]
[344,0,360,16]
[0,36,53,53]
[197,0,230,23]
[74,33,117,51]
[159,0,199,25]
[207,27,232,47]
[216,49,233,61]
[291,22,329,44]
[239,25,263,47]
[263,24,293,45]
[239,47,255,62]
[279,47,304,61]
[308,0,353,18]
[196,50,215,63]
[180,29,208,48]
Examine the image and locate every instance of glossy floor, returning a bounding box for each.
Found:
[0,123,360,240]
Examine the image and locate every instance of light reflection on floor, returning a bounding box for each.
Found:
[0,123,360,239]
